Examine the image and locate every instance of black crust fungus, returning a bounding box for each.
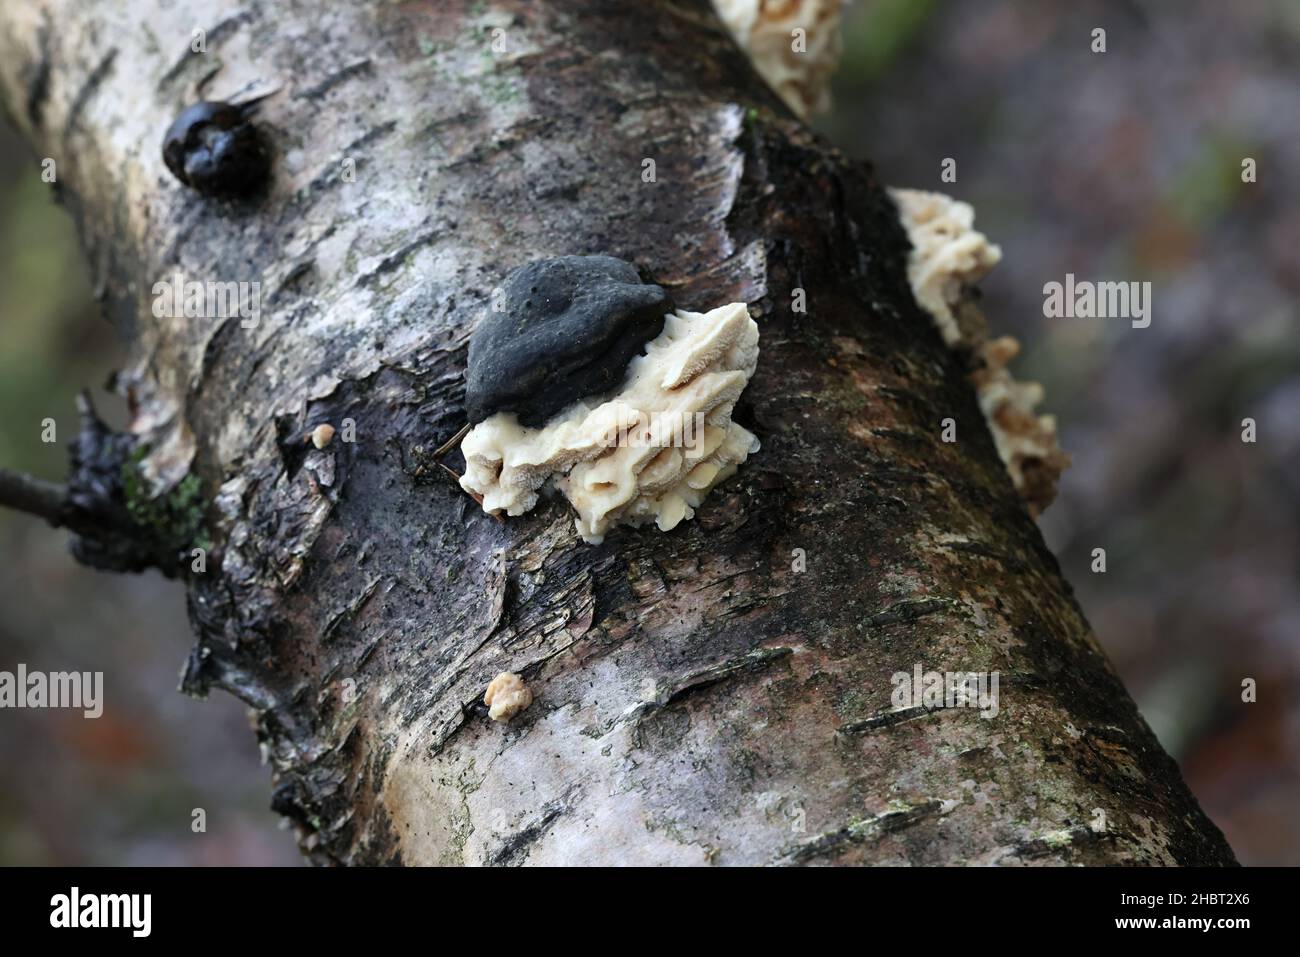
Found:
[465,256,673,426]
[162,100,270,198]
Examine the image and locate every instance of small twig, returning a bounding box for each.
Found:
[0,467,67,526]
[432,422,471,460]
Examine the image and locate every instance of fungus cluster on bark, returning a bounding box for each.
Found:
[892,189,1069,513]
[483,672,533,723]
[458,257,761,544]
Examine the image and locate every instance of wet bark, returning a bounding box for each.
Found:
[0,0,1235,865]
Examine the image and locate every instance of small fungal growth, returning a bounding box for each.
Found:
[459,262,760,543]
[309,424,336,449]
[891,188,1070,514]
[465,256,674,427]
[713,0,845,118]
[484,672,532,722]
[162,100,270,198]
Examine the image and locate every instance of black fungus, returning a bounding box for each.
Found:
[162,100,270,198]
[465,256,673,426]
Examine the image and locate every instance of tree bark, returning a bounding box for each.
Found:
[0,0,1235,865]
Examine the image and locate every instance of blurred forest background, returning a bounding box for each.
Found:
[0,60,300,864]
[1,0,1296,865]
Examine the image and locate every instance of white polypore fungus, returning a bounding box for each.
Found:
[891,189,1003,350]
[713,0,846,118]
[459,302,761,543]
[704,6,1067,513]
[891,188,1070,514]
[484,672,532,722]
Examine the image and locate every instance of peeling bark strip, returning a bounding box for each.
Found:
[0,0,1234,865]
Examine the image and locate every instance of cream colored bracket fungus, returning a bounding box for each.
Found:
[712,0,846,118]
[713,0,1067,511]
[459,302,761,543]
[484,672,532,723]
[892,188,1070,513]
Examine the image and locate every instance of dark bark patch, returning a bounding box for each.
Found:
[295,59,374,101]
[24,20,52,128]
[63,48,117,142]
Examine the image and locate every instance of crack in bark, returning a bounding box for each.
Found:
[837,670,1049,737]
[607,645,795,735]
[774,801,946,866]
[837,704,938,734]
[355,228,442,288]
[295,59,374,101]
[157,11,253,90]
[865,597,957,628]
[25,19,53,128]
[989,823,1115,863]
[938,539,1031,574]
[63,48,117,141]
[485,785,581,866]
